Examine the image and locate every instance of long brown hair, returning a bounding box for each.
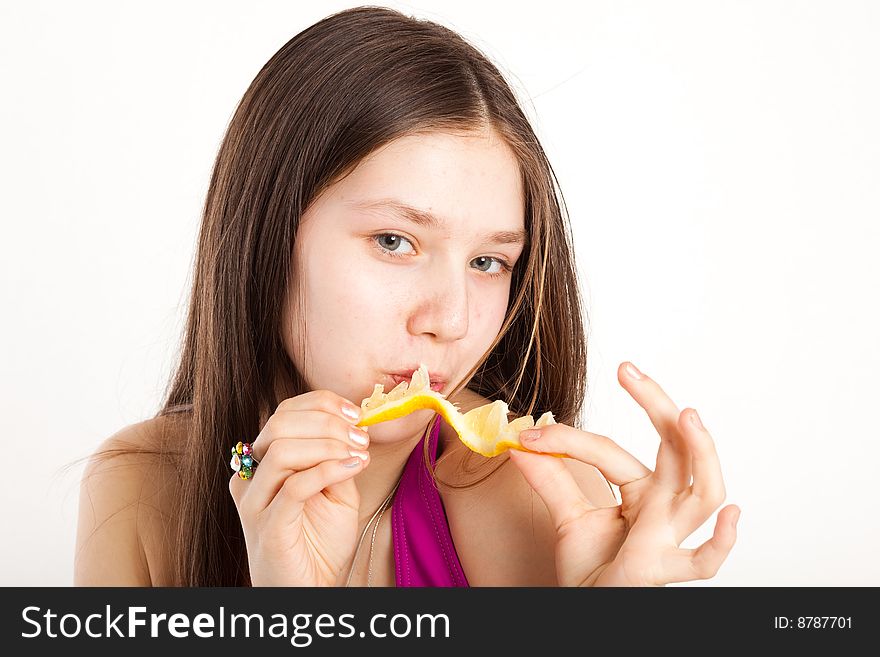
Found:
[86,6,588,586]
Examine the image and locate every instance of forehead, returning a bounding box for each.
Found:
[331,130,525,237]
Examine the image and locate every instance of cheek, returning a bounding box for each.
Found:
[301,259,365,328]
[472,287,509,334]
[319,257,401,329]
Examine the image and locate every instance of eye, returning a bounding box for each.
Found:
[373,233,415,256]
[471,256,511,277]
[370,233,514,280]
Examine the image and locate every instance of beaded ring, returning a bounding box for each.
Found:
[230,441,259,480]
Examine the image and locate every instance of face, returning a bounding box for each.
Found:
[282,129,526,444]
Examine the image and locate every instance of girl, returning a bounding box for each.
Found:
[74,6,739,587]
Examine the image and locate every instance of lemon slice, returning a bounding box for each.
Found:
[355,364,557,457]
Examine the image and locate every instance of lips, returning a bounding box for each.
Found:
[387,368,448,393]
[389,374,446,393]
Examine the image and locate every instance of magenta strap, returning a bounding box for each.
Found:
[391,414,469,587]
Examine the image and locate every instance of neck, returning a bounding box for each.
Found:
[352,411,435,527]
[339,413,435,586]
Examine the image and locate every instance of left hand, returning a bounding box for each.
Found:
[507,361,740,586]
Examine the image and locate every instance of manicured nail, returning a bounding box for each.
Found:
[625,362,642,380]
[342,456,362,468]
[690,410,703,430]
[342,403,361,422]
[520,430,542,442]
[349,427,369,447]
[348,449,369,461]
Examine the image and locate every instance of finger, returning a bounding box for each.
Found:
[246,438,367,513]
[507,449,596,532]
[679,409,725,501]
[277,389,365,425]
[519,423,651,487]
[251,410,370,463]
[671,409,727,541]
[618,362,691,491]
[229,472,249,512]
[265,456,366,527]
[252,386,367,463]
[662,505,740,584]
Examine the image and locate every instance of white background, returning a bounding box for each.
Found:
[1,0,878,586]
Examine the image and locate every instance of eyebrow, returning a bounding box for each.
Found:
[347,197,527,246]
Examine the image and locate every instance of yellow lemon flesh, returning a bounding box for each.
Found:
[355,364,557,457]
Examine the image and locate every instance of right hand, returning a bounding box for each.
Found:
[228,390,372,586]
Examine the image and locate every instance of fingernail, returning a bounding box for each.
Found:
[349,427,369,447]
[342,456,363,468]
[520,430,541,442]
[342,403,361,422]
[348,449,369,461]
[690,410,703,430]
[625,362,642,380]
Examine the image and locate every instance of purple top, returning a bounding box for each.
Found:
[391,413,470,587]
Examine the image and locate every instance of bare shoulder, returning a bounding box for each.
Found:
[74,414,184,586]
[437,390,618,586]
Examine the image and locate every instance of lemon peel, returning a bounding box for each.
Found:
[355,364,560,458]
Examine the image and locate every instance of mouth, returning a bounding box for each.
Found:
[387,371,448,393]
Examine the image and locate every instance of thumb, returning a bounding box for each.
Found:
[508,446,595,530]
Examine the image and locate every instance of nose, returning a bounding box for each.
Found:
[406,266,469,341]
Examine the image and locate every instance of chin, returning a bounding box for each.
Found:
[363,408,437,442]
